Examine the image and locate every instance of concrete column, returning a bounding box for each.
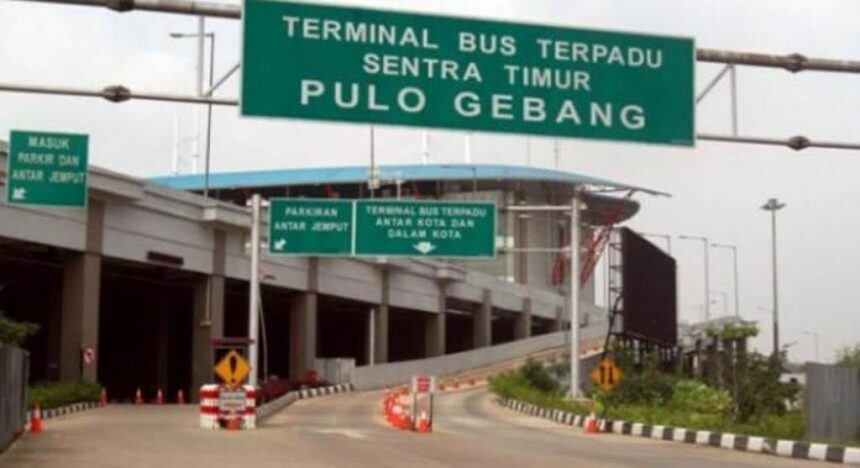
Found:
[290,258,318,380]
[59,200,104,383]
[290,292,318,379]
[425,281,447,357]
[473,289,492,348]
[191,230,225,401]
[155,295,170,389]
[550,305,564,332]
[515,297,532,340]
[373,269,390,364]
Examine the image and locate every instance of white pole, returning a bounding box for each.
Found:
[421,131,429,165]
[464,132,472,163]
[248,193,262,387]
[569,190,581,399]
[171,115,179,175]
[196,17,205,96]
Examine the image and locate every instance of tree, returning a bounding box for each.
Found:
[0,312,39,346]
[836,343,860,367]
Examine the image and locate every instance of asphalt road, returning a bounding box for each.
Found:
[1,388,830,467]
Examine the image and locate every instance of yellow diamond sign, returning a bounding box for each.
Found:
[214,349,251,387]
[591,357,623,392]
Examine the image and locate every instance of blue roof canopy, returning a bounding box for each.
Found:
[149,164,660,195]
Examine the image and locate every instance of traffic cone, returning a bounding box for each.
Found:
[135,388,143,405]
[177,389,185,405]
[156,388,164,405]
[415,411,432,433]
[30,401,44,434]
[100,388,108,406]
[585,412,599,434]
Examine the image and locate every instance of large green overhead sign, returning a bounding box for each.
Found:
[268,198,496,258]
[242,0,695,146]
[5,130,89,207]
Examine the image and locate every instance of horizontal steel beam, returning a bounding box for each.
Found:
[0,82,238,106]
[23,0,241,18]
[15,1,860,74]
[2,82,859,151]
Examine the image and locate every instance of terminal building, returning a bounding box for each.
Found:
[1,143,657,400]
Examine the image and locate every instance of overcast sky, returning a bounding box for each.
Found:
[2,0,859,363]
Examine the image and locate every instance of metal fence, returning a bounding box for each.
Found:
[0,344,29,453]
[805,363,860,441]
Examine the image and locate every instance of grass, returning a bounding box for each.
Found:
[28,381,101,410]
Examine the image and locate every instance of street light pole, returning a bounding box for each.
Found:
[569,189,581,399]
[712,243,740,317]
[170,28,216,198]
[761,198,786,356]
[679,235,710,321]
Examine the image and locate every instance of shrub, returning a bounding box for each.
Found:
[28,381,101,409]
[519,358,560,394]
[669,379,732,415]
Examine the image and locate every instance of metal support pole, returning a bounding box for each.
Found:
[203,32,215,198]
[730,65,739,136]
[248,194,261,387]
[680,235,710,321]
[196,17,204,96]
[762,198,785,356]
[770,208,780,355]
[731,247,740,317]
[569,190,581,399]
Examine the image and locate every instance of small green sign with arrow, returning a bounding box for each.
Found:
[6,130,89,208]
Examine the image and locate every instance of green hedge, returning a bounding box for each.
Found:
[490,365,805,441]
[28,381,101,410]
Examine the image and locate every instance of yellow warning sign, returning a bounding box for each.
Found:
[591,357,623,392]
[214,349,251,387]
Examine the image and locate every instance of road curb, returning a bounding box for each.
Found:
[498,397,860,465]
[256,383,355,423]
[27,401,101,423]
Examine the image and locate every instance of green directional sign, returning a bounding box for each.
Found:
[268,198,353,255]
[355,200,496,258]
[242,0,694,146]
[267,198,496,258]
[6,130,89,207]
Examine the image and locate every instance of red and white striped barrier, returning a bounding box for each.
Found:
[243,385,257,429]
[199,384,257,430]
[199,384,220,430]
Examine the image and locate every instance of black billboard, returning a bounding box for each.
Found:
[620,228,678,345]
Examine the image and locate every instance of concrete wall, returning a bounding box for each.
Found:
[352,320,609,390]
[805,363,860,441]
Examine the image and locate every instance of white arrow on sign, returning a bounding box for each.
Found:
[11,187,26,200]
[274,239,287,251]
[413,241,437,255]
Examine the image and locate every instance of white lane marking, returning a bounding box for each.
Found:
[312,428,368,439]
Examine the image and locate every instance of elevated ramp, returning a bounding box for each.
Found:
[353,322,608,390]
